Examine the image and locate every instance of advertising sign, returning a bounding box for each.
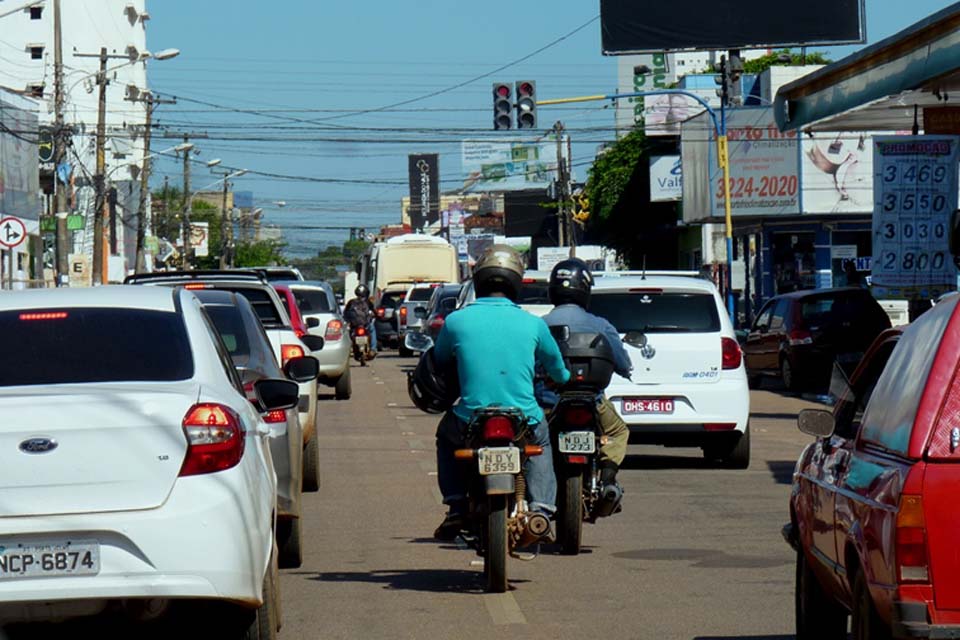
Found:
[0,90,41,222]
[408,154,440,232]
[600,0,864,54]
[802,132,876,213]
[871,136,960,300]
[461,139,558,192]
[649,155,682,201]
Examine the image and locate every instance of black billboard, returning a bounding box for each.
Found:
[600,0,865,54]
[408,154,440,232]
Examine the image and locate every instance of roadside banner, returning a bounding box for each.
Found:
[871,135,960,300]
[649,155,682,201]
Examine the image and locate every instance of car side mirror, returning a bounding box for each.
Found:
[623,331,647,348]
[441,298,457,312]
[414,307,428,319]
[284,356,319,383]
[254,378,299,412]
[300,335,325,352]
[798,409,836,439]
[306,317,321,328]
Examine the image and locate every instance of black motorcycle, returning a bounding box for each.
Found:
[548,328,619,555]
[455,407,550,593]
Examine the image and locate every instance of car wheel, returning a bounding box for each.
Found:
[277,517,303,569]
[852,568,892,640]
[335,367,352,400]
[239,561,278,640]
[723,427,751,469]
[796,549,847,639]
[781,356,801,392]
[302,432,320,493]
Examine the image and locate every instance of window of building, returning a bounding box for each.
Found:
[27,84,44,98]
[29,6,42,19]
[29,46,43,60]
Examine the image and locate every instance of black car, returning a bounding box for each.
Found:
[374,289,405,349]
[422,283,463,341]
[743,287,891,391]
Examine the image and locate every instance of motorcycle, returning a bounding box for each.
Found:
[548,327,620,555]
[350,324,374,366]
[454,407,550,593]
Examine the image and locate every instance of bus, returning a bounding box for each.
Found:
[358,234,459,301]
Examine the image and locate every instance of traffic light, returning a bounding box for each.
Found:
[714,54,744,107]
[515,80,537,129]
[493,83,513,130]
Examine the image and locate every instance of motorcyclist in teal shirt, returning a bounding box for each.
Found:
[433,245,570,540]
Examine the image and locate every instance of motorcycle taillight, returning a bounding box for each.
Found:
[482,416,514,441]
[561,406,594,427]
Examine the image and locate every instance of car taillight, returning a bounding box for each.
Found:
[179,403,244,477]
[263,409,287,424]
[788,329,813,346]
[294,327,306,338]
[325,319,343,341]
[561,406,593,426]
[721,337,742,370]
[482,416,515,441]
[281,344,305,365]
[429,316,445,330]
[376,307,385,318]
[399,306,408,326]
[896,494,930,584]
[19,311,69,321]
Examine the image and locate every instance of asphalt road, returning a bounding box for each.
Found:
[1,353,820,640]
[279,353,819,640]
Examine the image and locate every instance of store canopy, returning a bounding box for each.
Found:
[774,3,960,132]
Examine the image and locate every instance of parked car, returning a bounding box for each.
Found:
[422,283,463,342]
[743,288,891,391]
[398,282,444,356]
[0,286,294,634]
[125,271,322,488]
[240,265,305,282]
[195,289,319,567]
[280,280,351,400]
[455,271,552,317]
[589,274,751,468]
[786,293,960,639]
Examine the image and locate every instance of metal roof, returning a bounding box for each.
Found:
[774,3,960,132]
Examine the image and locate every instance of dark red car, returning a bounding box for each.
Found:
[785,294,960,639]
[273,284,318,339]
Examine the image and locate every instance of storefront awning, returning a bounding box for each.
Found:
[774,3,960,132]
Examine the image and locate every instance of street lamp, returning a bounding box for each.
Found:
[206,158,222,168]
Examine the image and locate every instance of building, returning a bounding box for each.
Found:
[0,0,152,277]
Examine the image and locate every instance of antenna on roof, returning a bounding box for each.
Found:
[641,256,647,281]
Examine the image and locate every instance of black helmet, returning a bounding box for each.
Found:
[354,284,369,298]
[549,258,593,308]
[473,244,524,302]
[407,347,460,414]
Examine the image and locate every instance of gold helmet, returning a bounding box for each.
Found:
[473,244,525,301]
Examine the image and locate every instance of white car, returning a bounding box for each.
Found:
[0,286,293,634]
[589,274,751,468]
[456,271,553,317]
[282,280,352,400]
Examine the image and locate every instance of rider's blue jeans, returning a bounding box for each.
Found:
[435,410,556,515]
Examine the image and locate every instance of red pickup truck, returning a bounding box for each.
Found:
[785,294,960,640]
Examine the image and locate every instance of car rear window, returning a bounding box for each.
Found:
[216,287,285,327]
[380,292,405,309]
[292,288,332,313]
[261,270,300,282]
[205,305,251,357]
[0,308,194,386]
[590,292,721,333]
[408,287,435,302]
[519,282,550,304]
[801,292,878,325]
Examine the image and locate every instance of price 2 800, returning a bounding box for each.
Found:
[880,251,946,272]
[715,175,798,199]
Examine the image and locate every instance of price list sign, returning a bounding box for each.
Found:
[872,136,960,299]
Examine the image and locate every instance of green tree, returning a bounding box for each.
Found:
[585,127,648,223]
[291,238,369,285]
[741,49,832,75]
[234,239,286,267]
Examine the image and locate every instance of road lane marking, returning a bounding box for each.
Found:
[483,593,527,625]
[387,402,398,407]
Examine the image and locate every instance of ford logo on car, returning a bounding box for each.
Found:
[19,437,58,454]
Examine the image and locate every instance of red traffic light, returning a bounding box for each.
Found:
[494,84,511,98]
[517,81,535,96]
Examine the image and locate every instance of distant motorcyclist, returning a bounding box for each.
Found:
[541,258,632,513]
[344,284,378,355]
[432,245,570,540]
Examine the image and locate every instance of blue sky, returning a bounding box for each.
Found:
[146,1,957,257]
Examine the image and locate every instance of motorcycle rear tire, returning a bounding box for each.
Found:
[558,471,583,556]
[484,495,508,593]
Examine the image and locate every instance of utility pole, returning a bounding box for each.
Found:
[128,94,175,273]
[52,0,69,283]
[554,121,568,248]
[181,135,192,270]
[219,177,230,269]
[92,47,108,285]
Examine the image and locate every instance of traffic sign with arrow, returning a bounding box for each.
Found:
[0,216,27,249]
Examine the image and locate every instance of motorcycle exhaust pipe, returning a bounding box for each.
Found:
[526,512,550,537]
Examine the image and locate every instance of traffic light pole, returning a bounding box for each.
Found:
[538,89,735,322]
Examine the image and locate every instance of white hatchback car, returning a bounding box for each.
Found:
[0,286,292,634]
[590,274,751,468]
